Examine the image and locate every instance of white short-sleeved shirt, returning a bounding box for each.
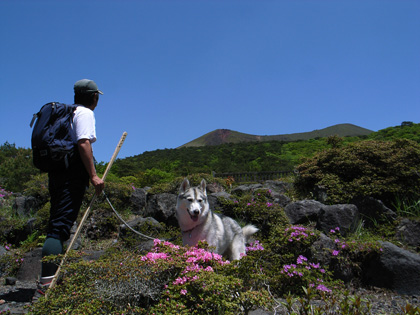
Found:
[73,106,97,143]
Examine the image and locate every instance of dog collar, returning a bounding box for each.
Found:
[181,221,204,238]
[182,228,194,238]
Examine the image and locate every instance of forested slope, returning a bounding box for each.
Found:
[111,122,420,178]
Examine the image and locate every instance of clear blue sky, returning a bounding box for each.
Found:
[1,0,419,163]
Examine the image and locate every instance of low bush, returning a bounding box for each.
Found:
[23,173,49,204]
[221,188,289,239]
[294,139,420,207]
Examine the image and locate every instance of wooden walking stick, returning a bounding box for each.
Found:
[46,132,127,297]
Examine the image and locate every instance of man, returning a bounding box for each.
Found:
[33,79,105,301]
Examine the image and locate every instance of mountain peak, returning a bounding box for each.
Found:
[179,124,373,148]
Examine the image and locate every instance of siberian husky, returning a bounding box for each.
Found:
[176,178,258,261]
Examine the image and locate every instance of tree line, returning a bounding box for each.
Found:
[1,122,419,192]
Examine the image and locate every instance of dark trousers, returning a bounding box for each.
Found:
[47,165,89,241]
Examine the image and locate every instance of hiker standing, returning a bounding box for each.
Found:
[33,79,105,301]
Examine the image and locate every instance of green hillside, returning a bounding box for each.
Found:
[110,122,419,183]
[1,122,418,192]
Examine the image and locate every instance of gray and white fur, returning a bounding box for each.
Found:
[176,178,258,261]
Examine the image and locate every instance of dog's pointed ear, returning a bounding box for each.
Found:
[180,178,190,193]
[200,179,207,194]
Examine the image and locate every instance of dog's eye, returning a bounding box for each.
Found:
[197,199,203,203]
[187,198,193,202]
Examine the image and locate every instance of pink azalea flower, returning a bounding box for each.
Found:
[316,284,332,293]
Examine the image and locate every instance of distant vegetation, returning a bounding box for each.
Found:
[0,141,37,192]
[1,122,420,192]
[109,122,419,185]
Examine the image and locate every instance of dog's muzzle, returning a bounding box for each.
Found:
[188,209,199,222]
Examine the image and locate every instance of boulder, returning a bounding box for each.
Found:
[82,250,106,261]
[0,246,6,257]
[284,200,324,224]
[65,221,82,250]
[12,196,41,216]
[352,197,397,227]
[0,246,8,277]
[119,217,164,241]
[5,277,16,285]
[208,192,233,212]
[316,204,359,237]
[270,191,291,208]
[130,188,147,215]
[395,218,420,248]
[16,248,42,282]
[262,181,292,194]
[206,182,225,194]
[309,233,335,266]
[118,217,164,250]
[1,218,37,246]
[309,233,358,283]
[84,209,118,241]
[231,184,263,196]
[362,241,420,295]
[144,193,178,226]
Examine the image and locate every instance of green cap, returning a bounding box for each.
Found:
[74,79,104,95]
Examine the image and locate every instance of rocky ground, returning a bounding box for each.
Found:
[0,279,36,314]
[0,276,419,314]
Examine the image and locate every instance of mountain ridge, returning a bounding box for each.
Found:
[179,123,373,148]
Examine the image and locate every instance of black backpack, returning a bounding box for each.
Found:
[30,102,78,172]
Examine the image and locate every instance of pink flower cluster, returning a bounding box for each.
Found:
[184,248,226,265]
[329,227,340,234]
[140,252,170,263]
[141,239,233,297]
[284,225,315,242]
[281,255,325,277]
[246,240,264,252]
[315,284,332,293]
[281,255,330,292]
[0,187,12,198]
[282,263,303,277]
[245,190,275,208]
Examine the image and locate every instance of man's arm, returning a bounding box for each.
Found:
[78,139,104,195]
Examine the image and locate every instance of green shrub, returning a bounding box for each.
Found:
[23,173,49,204]
[221,188,289,239]
[324,228,384,286]
[149,174,226,194]
[295,139,420,207]
[0,206,28,245]
[0,243,25,277]
[98,181,133,211]
[136,168,176,188]
[0,144,38,192]
[261,224,342,296]
[33,201,51,235]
